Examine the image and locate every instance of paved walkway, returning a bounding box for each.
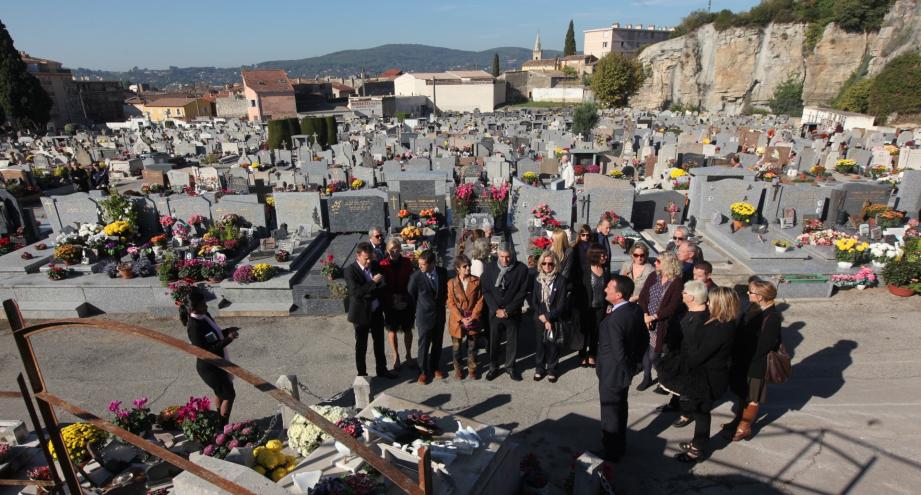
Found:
[1,288,919,494]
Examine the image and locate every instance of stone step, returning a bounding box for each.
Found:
[218,287,294,305]
[216,302,293,317]
[290,298,346,316]
[12,301,94,319]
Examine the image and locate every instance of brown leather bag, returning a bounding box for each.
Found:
[765,343,792,384]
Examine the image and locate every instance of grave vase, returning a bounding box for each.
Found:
[837,261,853,269]
[731,220,745,232]
[887,284,914,297]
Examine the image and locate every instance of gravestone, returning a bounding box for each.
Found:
[327,196,386,233]
[517,158,539,177]
[405,157,431,172]
[832,182,892,221]
[399,179,445,214]
[131,196,161,235]
[579,174,635,225]
[273,191,323,233]
[896,170,921,219]
[897,148,921,170]
[846,148,873,169]
[349,166,375,188]
[631,190,687,230]
[41,193,101,234]
[165,196,213,224]
[213,196,267,229]
[167,170,191,191]
[540,158,560,176]
[197,167,221,191]
[142,169,166,187]
[775,185,832,224]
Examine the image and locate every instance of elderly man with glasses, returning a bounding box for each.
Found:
[368,226,386,261]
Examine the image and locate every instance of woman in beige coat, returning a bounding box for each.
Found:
[446,254,485,379]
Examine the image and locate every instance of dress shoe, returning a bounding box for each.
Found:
[433,370,447,380]
[548,375,558,383]
[485,369,501,381]
[533,372,546,381]
[506,369,523,381]
[417,373,429,384]
[376,371,398,379]
[636,379,653,391]
[672,416,694,428]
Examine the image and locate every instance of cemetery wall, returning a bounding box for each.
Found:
[531,87,587,103]
[631,0,921,113]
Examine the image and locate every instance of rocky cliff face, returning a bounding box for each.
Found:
[631,0,921,113]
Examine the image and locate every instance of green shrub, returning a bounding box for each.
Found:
[571,102,599,137]
[267,119,294,150]
[834,77,873,113]
[769,77,804,117]
[591,53,646,108]
[867,52,921,118]
[325,116,338,146]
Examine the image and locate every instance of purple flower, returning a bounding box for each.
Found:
[227,439,239,449]
[108,400,122,413]
[133,396,148,409]
[202,444,215,456]
[231,423,243,432]
[214,434,227,446]
[241,427,253,436]
[223,424,234,435]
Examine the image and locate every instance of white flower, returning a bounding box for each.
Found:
[287,405,350,457]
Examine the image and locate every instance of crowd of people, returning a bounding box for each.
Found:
[185,222,787,464]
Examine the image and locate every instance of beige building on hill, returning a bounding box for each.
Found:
[394,71,505,113]
[583,22,673,59]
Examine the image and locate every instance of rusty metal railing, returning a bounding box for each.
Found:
[0,375,63,493]
[3,299,431,494]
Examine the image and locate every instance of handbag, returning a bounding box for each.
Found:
[765,343,792,384]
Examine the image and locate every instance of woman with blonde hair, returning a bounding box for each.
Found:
[620,241,655,303]
[531,250,569,382]
[469,237,491,278]
[726,279,782,442]
[674,286,739,462]
[550,229,575,283]
[636,251,685,391]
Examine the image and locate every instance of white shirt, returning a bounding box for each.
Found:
[470,259,484,278]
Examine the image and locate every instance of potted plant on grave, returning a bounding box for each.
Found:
[453,183,477,222]
[665,201,681,225]
[482,183,510,230]
[275,249,290,263]
[835,159,857,174]
[729,202,756,232]
[47,264,71,281]
[877,209,906,229]
[401,226,422,244]
[177,396,222,446]
[108,397,155,437]
[319,254,342,281]
[252,263,277,282]
[834,238,870,269]
[201,261,227,283]
[53,244,82,265]
[329,281,350,312]
[880,256,921,297]
[398,209,412,227]
[772,239,792,253]
[27,466,52,494]
[522,171,539,186]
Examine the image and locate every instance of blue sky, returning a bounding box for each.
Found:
[4,0,760,71]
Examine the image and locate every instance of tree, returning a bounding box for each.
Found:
[768,77,804,117]
[564,20,577,56]
[299,116,316,139]
[868,52,921,118]
[834,0,892,33]
[590,53,646,108]
[267,119,295,150]
[313,116,327,147]
[571,102,598,137]
[325,116,338,146]
[561,66,578,77]
[491,53,500,77]
[0,20,52,130]
[834,77,873,113]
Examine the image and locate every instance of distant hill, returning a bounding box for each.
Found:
[72,44,562,88]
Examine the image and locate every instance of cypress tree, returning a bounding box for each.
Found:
[564,20,577,56]
[313,117,327,148]
[266,120,289,150]
[285,118,301,142]
[299,116,315,139]
[491,53,500,77]
[0,19,52,130]
[325,116,338,146]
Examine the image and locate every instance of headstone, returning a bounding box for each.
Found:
[399,180,445,214]
[167,170,191,191]
[833,182,892,221]
[41,193,100,234]
[273,191,323,233]
[166,195,213,224]
[580,174,635,225]
[631,190,687,230]
[197,167,221,191]
[142,169,166,186]
[213,195,267,229]
[327,195,386,233]
[516,158,539,177]
[896,170,921,219]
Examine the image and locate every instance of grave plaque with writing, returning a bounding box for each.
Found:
[327,196,386,233]
[273,191,323,233]
[400,180,444,214]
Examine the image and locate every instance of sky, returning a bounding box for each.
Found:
[4,0,761,71]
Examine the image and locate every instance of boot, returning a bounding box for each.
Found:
[453,360,463,380]
[468,361,478,380]
[732,403,759,442]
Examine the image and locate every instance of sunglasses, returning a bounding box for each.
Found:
[541,262,555,266]
[579,233,590,237]
[632,253,646,258]
[459,265,470,269]
[747,290,760,296]
[673,236,685,241]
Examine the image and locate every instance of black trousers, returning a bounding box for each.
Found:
[354,311,387,376]
[488,314,520,371]
[600,387,628,461]
[681,398,713,451]
[534,324,560,375]
[416,320,445,375]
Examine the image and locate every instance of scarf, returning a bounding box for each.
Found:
[495,263,511,290]
[536,271,557,310]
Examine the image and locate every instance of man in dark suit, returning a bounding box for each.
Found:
[597,274,644,462]
[480,243,529,381]
[595,218,612,273]
[368,226,387,261]
[407,250,448,384]
[344,241,397,379]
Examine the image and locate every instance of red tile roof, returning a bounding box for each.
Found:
[241,69,294,94]
[379,68,403,78]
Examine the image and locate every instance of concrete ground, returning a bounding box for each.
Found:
[1,288,920,494]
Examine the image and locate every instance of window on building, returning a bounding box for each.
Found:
[602,42,608,48]
[250,100,256,107]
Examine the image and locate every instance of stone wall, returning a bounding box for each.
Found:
[630,0,921,113]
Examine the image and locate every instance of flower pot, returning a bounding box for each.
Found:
[887,284,914,297]
[775,246,790,253]
[837,261,853,269]
[872,260,885,268]
[856,284,867,291]
[731,220,745,232]
[119,268,135,279]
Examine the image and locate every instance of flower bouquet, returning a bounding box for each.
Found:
[108,397,155,436]
[177,259,204,281]
[275,249,290,262]
[834,237,870,267]
[607,169,625,179]
[453,183,477,219]
[404,410,440,438]
[201,261,227,282]
[287,405,350,456]
[54,244,82,265]
[522,171,539,186]
[835,159,857,174]
[325,180,347,195]
[232,264,255,284]
[177,396,222,445]
[401,225,422,241]
[398,209,411,219]
[530,236,552,257]
[808,165,829,178]
[876,209,905,229]
[482,183,510,220]
[202,421,262,459]
[869,242,901,267]
[832,267,878,290]
[349,178,365,190]
[802,218,824,234]
[531,203,562,229]
[320,254,342,280]
[27,466,51,482]
[252,263,277,282]
[48,423,107,463]
[166,279,195,305]
[47,264,71,281]
[418,208,442,228]
[253,440,297,481]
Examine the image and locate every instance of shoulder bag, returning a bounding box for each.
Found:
[765,343,792,384]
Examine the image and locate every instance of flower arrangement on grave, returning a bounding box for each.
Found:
[319,254,342,280]
[530,236,552,257]
[834,237,870,264]
[48,423,107,463]
[802,218,824,234]
[156,405,182,430]
[866,165,889,179]
[531,203,562,229]
[98,187,138,226]
[177,396,222,444]
[252,439,297,481]
[325,180,347,195]
[758,170,778,182]
[0,236,24,256]
[201,261,227,282]
[522,171,539,185]
[108,397,155,436]
[870,242,902,266]
[336,417,364,439]
[877,209,905,229]
[670,168,688,180]
[287,405,350,456]
[482,183,510,220]
[772,239,792,252]
[265,195,275,208]
[176,259,204,281]
[181,186,198,197]
[573,165,586,176]
[587,164,601,174]
[401,225,422,241]
[275,249,290,262]
[808,165,829,177]
[730,202,756,225]
[252,263,277,282]
[835,159,857,174]
[159,215,176,231]
[202,421,262,459]
[27,465,51,482]
[166,279,195,305]
[310,473,387,495]
[350,178,364,190]
[232,264,255,284]
[796,229,851,247]
[141,183,164,195]
[607,168,624,179]
[418,208,442,228]
[150,234,168,247]
[832,267,878,289]
[885,144,900,156]
[53,244,81,265]
[398,209,411,219]
[453,183,477,219]
[188,214,206,227]
[220,213,241,227]
[673,180,690,191]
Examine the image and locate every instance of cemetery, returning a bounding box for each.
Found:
[2,106,921,494]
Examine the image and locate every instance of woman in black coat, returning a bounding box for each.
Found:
[185,291,239,426]
[578,244,610,368]
[727,279,782,442]
[658,280,710,420]
[674,287,739,462]
[532,250,569,382]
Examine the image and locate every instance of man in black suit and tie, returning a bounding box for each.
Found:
[407,250,448,384]
[344,241,397,379]
[368,226,387,261]
[595,218,612,273]
[480,243,529,381]
[597,274,644,462]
